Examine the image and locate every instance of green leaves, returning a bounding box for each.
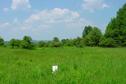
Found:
[84,27,102,46]
[105,3,126,46]
[9,36,34,49]
[0,37,4,46]
[21,36,34,49]
[82,25,93,38]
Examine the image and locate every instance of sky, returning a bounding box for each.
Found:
[0,0,126,41]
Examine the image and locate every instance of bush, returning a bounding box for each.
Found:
[82,25,93,38]
[38,41,46,47]
[0,37,4,46]
[99,37,117,47]
[61,39,74,47]
[122,41,126,47]
[51,37,62,47]
[21,36,34,49]
[21,40,34,49]
[51,41,62,47]
[73,37,85,48]
[85,27,102,46]
[9,39,21,48]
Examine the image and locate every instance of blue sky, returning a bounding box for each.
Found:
[0,0,126,40]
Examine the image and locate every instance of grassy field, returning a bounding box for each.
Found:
[0,47,126,84]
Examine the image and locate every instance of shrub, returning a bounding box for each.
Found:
[51,37,62,47]
[0,37,4,46]
[51,41,62,47]
[9,39,21,48]
[73,37,85,48]
[99,37,117,47]
[38,41,46,47]
[21,36,34,49]
[85,27,102,46]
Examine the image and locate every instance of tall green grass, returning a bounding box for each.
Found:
[0,47,126,84]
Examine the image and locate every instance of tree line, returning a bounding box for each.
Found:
[0,3,126,49]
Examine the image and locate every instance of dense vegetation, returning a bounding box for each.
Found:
[0,4,126,49]
[104,4,126,47]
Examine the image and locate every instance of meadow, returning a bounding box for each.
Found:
[0,47,126,84]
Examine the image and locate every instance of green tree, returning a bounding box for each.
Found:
[105,4,126,46]
[61,39,74,46]
[46,41,52,47]
[51,37,62,47]
[73,37,84,47]
[82,25,93,38]
[99,37,116,47]
[21,36,34,49]
[61,39,67,46]
[53,37,60,42]
[38,41,46,47]
[85,27,102,46]
[0,37,4,46]
[10,39,21,48]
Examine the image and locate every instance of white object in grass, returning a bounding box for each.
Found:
[52,65,58,73]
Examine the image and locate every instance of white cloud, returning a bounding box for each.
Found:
[3,8,9,12]
[13,18,19,23]
[102,3,109,8]
[11,0,31,10]
[20,8,91,39]
[25,8,81,25]
[0,8,93,40]
[82,0,109,12]
[0,22,10,27]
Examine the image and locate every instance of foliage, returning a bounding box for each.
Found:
[9,39,21,48]
[85,27,102,46]
[0,36,4,46]
[53,37,60,42]
[73,37,85,48]
[38,41,46,47]
[99,37,117,47]
[82,25,93,38]
[21,36,34,49]
[105,4,126,46]
[51,37,62,47]
[61,39,74,47]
